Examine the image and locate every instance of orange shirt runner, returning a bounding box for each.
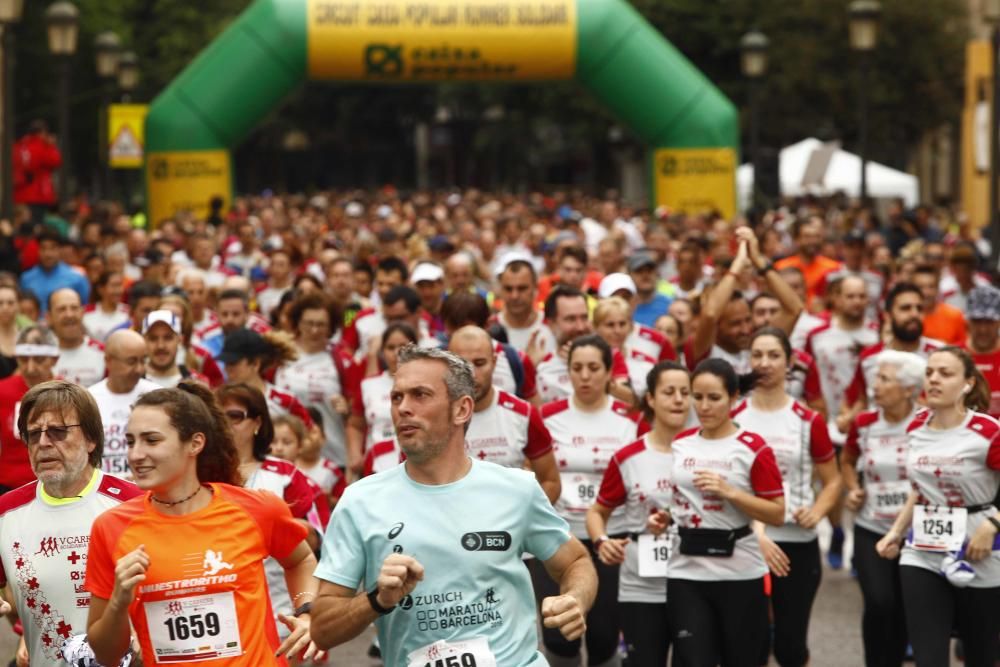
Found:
[774,255,841,307]
[85,484,307,665]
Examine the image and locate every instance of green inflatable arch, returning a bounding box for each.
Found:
[144,0,738,225]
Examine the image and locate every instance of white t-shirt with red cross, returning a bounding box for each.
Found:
[363,439,404,477]
[298,458,346,501]
[627,325,676,365]
[82,304,130,343]
[623,348,657,400]
[542,397,645,538]
[491,341,538,401]
[668,428,784,581]
[732,398,835,542]
[359,372,395,452]
[900,410,1000,587]
[845,407,917,535]
[0,471,142,664]
[55,338,105,388]
[466,388,552,468]
[87,378,161,477]
[597,435,674,603]
[245,457,320,622]
[803,320,880,419]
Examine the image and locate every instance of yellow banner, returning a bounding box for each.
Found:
[653,148,736,220]
[108,104,148,169]
[146,151,231,227]
[308,0,576,81]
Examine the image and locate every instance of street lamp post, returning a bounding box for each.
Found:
[984,0,1000,270]
[0,0,24,219]
[45,2,80,207]
[93,31,121,201]
[117,50,139,101]
[848,0,882,204]
[740,30,769,212]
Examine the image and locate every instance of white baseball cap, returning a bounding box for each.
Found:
[598,273,637,299]
[494,251,535,277]
[410,262,444,284]
[142,309,182,335]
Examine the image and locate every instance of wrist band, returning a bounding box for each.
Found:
[367,588,395,615]
[987,516,1000,533]
[14,344,58,357]
[293,601,312,617]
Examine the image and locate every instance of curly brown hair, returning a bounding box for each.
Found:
[133,380,241,486]
[288,291,342,336]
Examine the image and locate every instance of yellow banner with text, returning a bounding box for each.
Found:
[307,0,576,80]
[146,151,231,227]
[108,104,148,169]
[653,147,736,220]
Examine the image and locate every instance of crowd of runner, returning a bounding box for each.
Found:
[0,189,995,666]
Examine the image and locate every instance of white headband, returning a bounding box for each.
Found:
[15,344,59,357]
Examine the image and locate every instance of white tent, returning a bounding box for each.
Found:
[737,137,920,210]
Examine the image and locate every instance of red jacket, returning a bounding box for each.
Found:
[13,134,61,206]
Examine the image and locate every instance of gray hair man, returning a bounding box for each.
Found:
[312,345,597,666]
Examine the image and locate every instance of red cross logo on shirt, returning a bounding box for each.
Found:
[933,468,942,478]
[14,558,23,569]
[56,621,72,638]
[26,597,35,609]
[40,603,50,615]
[559,459,567,468]
[41,633,51,646]
[592,446,600,453]
[477,450,487,460]
[690,515,703,527]
[27,577,39,590]
[66,551,81,565]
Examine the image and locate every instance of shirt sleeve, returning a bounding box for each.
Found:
[845,363,865,406]
[257,490,309,561]
[611,350,629,381]
[809,413,835,462]
[290,398,315,429]
[83,514,116,600]
[523,478,571,562]
[750,447,784,498]
[803,360,823,403]
[519,352,538,401]
[988,429,1000,471]
[285,469,318,519]
[844,418,862,460]
[523,406,553,459]
[659,338,677,362]
[314,496,367,589]
[596,458,626,509]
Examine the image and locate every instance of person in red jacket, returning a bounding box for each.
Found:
[12,120,62,223]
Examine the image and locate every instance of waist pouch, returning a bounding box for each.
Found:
[678,525,751,557]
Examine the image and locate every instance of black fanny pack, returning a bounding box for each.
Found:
[678,525,752,557]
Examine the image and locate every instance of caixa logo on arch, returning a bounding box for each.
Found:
[461,531,512,551]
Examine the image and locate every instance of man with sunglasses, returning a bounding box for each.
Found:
[0,326,61,495]
[0,380,141,665]
[87,330,160,476]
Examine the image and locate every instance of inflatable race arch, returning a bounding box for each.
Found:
[144,0,738,224]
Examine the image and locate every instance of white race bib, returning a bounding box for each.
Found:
[558,472,601,513]
[911,505,967,552]
[868,480,911,520]
[407,636,497,667]
[637,534,670,578]
[144,592,242,663]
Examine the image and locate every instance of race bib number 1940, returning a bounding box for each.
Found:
[407,637,497,667]
[144,592,242,663]
[911,505,967,552]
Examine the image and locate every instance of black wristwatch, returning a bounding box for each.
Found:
[987,516,1000,534]
[757,262,775,276]
[367,588,395,615]
[293,601,312,617]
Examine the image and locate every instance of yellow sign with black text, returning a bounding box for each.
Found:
[146,151,231,227]
[108,104,148,169]
[653,148,736,220]
[307,0,576,80]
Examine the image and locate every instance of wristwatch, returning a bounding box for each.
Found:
[987,516,1000,534]
[593,535,610,552]
[367,588,396,615]
[293,601,312,617]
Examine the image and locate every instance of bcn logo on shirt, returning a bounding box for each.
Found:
[461,532,512,552]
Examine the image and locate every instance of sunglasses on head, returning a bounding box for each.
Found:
[24,424,81,445]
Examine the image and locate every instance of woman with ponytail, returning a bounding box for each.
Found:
[85,380,323,666]
[877,346,1000,667]
[667,357,786,667]
[733,327,840,667]
[537,333,647,667]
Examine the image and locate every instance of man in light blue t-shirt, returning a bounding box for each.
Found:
[312,346,597,667]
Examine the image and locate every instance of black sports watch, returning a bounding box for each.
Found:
[367,588,396,615]
[293,601,312,617]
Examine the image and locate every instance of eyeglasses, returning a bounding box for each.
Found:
[24,424,82,445]
[224,409,249,423]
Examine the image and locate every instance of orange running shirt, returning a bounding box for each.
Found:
[85,484,307,665]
